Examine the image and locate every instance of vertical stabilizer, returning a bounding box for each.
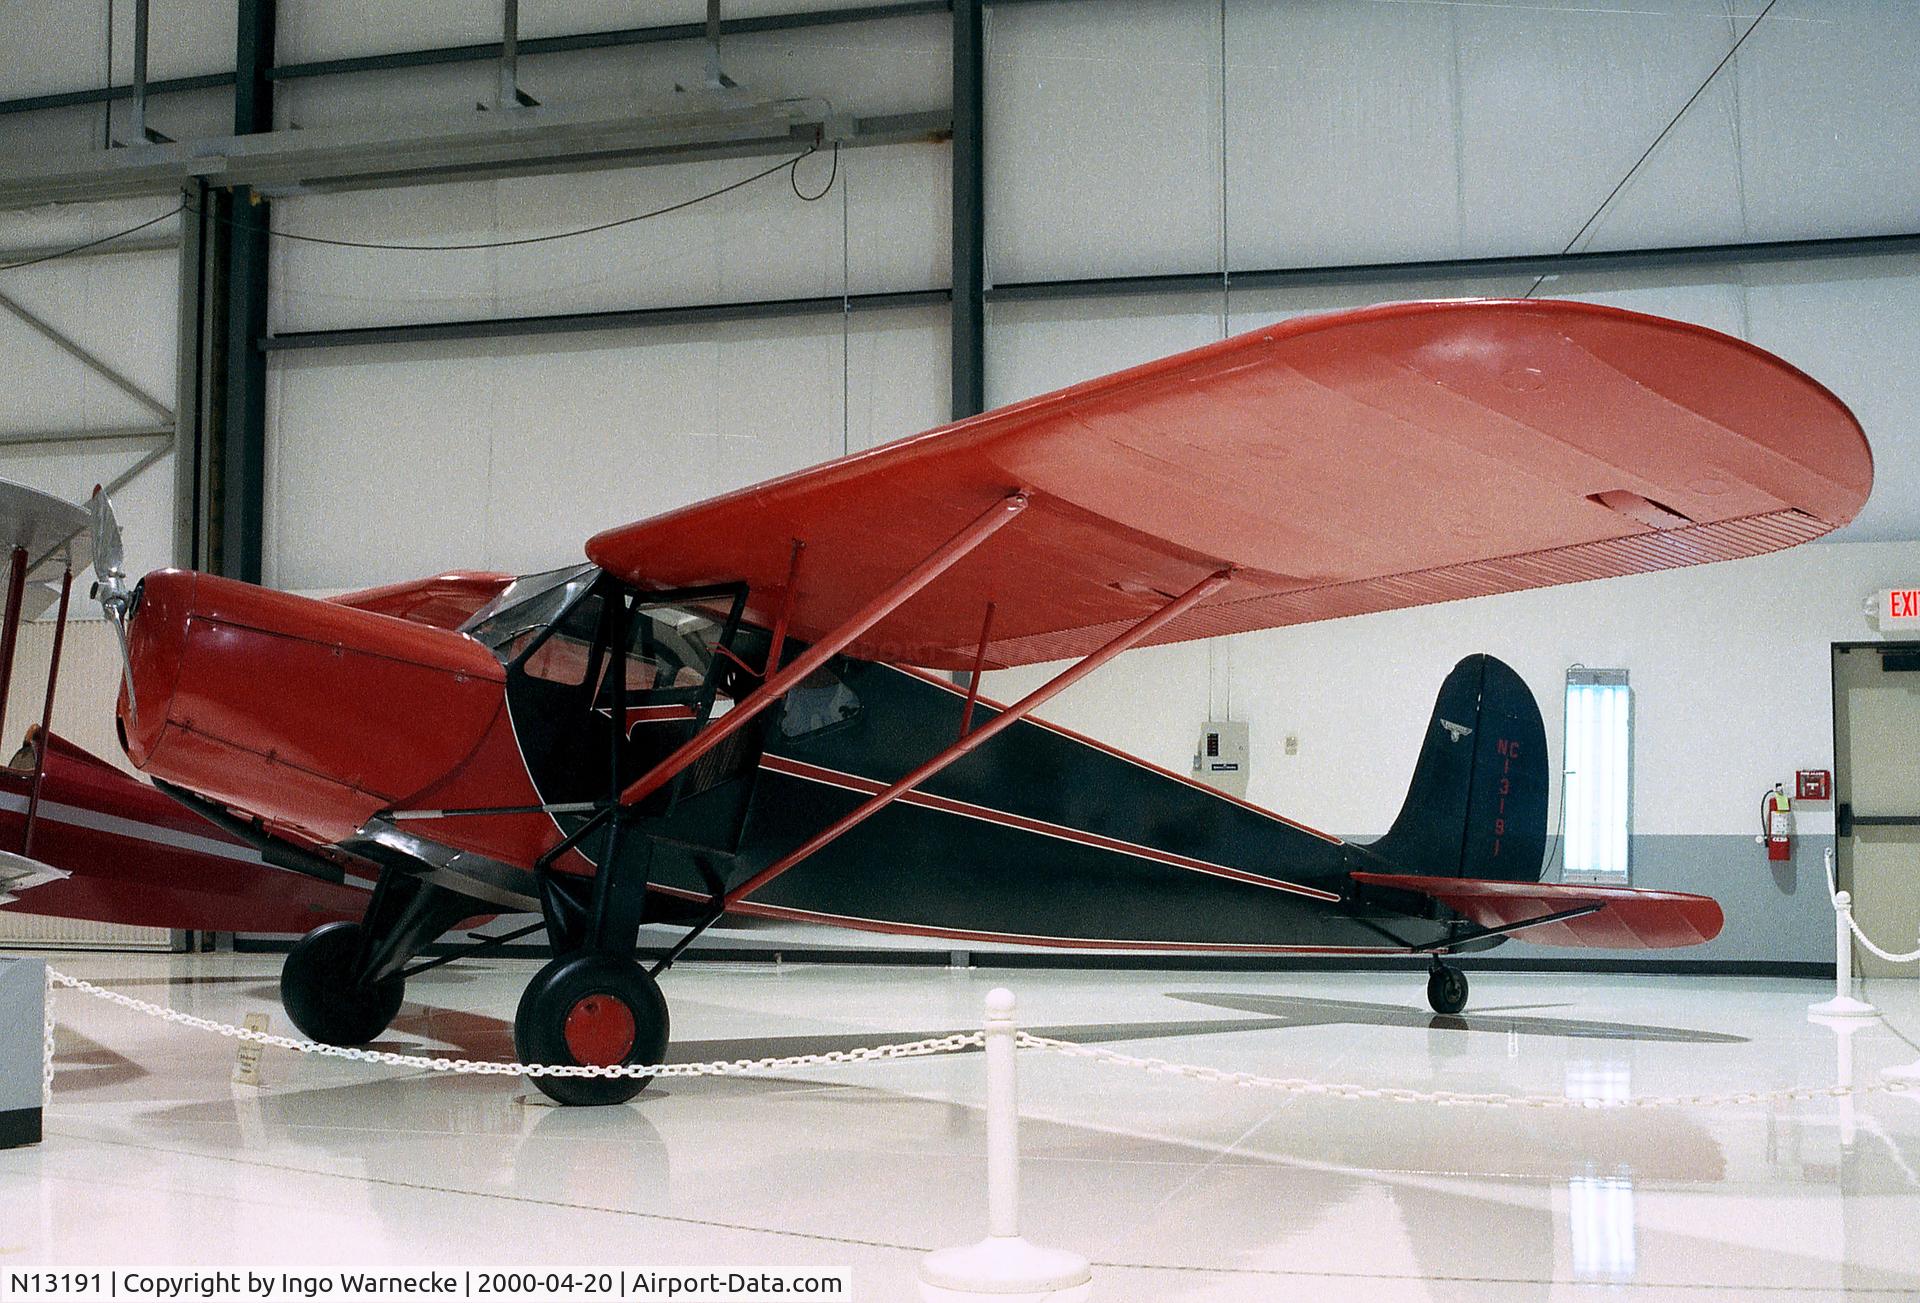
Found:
[1367,655,1548,882]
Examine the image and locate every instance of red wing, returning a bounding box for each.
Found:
[588,298,1869,670]
[1352,871,1724,949]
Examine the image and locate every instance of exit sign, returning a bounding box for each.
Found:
[1882,589,1920,630]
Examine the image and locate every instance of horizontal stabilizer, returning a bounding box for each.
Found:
[1352,871,1724,949]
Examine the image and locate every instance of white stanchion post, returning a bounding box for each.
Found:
[919,989,1092,1302]
[1809,887,1878,1019]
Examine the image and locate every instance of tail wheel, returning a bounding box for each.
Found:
[281,921,406,1045]
[1426,962,1469,1015]
[515,954,669,1107]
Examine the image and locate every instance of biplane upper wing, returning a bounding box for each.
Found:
[587,299,1870,670]
[0,480,92,622]
[1350,871,1725,949]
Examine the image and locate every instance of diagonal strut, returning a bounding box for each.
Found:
[617,491,1030,809]
[725,566,1234,907]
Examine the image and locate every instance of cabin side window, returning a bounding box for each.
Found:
[780,663,861,738]
[515,594,602,687]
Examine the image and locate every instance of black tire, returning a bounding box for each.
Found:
[281,921,405,1045]
[514,953,669,1107]
[1426,963,1469,1016]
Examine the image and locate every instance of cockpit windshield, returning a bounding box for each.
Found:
[461,564,723,699]
[460,564,596,653]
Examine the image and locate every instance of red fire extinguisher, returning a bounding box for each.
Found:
[1760,784,1792,862]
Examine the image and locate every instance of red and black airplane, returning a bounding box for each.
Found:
[11,299,1873,1105]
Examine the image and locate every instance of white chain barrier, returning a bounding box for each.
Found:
[41,962,55,1107]
[1824,847,1920,964]
[1016,1033,1915,1110]
[45,969,981,1079]
[43,967,1914,1111]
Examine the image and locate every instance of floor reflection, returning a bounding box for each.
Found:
[1568,1173,1636,1283]
[1170,991,1748,1043]
[49,1025,147,1093]
[360,1001,1352,1062]
[37,956,1920,1297]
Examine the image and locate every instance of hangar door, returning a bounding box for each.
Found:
[1833,643,1920,979]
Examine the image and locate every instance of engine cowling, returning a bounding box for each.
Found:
[119,569,511,844]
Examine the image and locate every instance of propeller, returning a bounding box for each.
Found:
[87,485,139,729]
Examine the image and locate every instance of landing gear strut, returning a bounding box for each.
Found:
[515,800,686,1106]
[1425,959,1469,1015]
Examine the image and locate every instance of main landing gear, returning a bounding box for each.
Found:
[513,953,669,1107]
[1425,959,1469,1015]
[277,874,676,1107]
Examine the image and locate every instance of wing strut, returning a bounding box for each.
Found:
[763,538,804,676]
[21,566,73,856]
[617,491,1030,810]
[0,546,27,733]
[725,567,1234,907]
[958,600,995,738]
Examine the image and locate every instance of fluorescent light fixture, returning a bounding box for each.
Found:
[1563,667,1631,882]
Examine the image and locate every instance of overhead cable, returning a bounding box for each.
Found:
[1524,0,1779,299]
[1,144,836,272]
[0,203,184,273]
[262,145,831,252]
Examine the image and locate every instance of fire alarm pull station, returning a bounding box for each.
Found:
[1796,770,1832,802]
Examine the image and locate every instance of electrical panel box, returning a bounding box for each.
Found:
[1193,719,1250,799]
[1796,769,1832,802]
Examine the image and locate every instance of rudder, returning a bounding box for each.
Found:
[1367,654,1548,883]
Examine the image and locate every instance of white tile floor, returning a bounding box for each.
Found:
[6,952,1920,1301]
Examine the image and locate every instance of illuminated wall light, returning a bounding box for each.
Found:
[1563,668,1632,882]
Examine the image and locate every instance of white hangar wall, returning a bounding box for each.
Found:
[0,200,183,587]
[265,306,951,587]
[987,0,1920,277]
[253,0,1920,583]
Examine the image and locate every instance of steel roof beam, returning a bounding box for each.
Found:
[0,104,948,209]
[988,232,1920,304]
[0,287,172,421]
[0,232,178,265]
[0,3,949,117]
[0,425,173,447]
[262,288,952,352]
[255,229,1920,353]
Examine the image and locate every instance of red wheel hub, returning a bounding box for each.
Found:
[562,993,637,1066]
